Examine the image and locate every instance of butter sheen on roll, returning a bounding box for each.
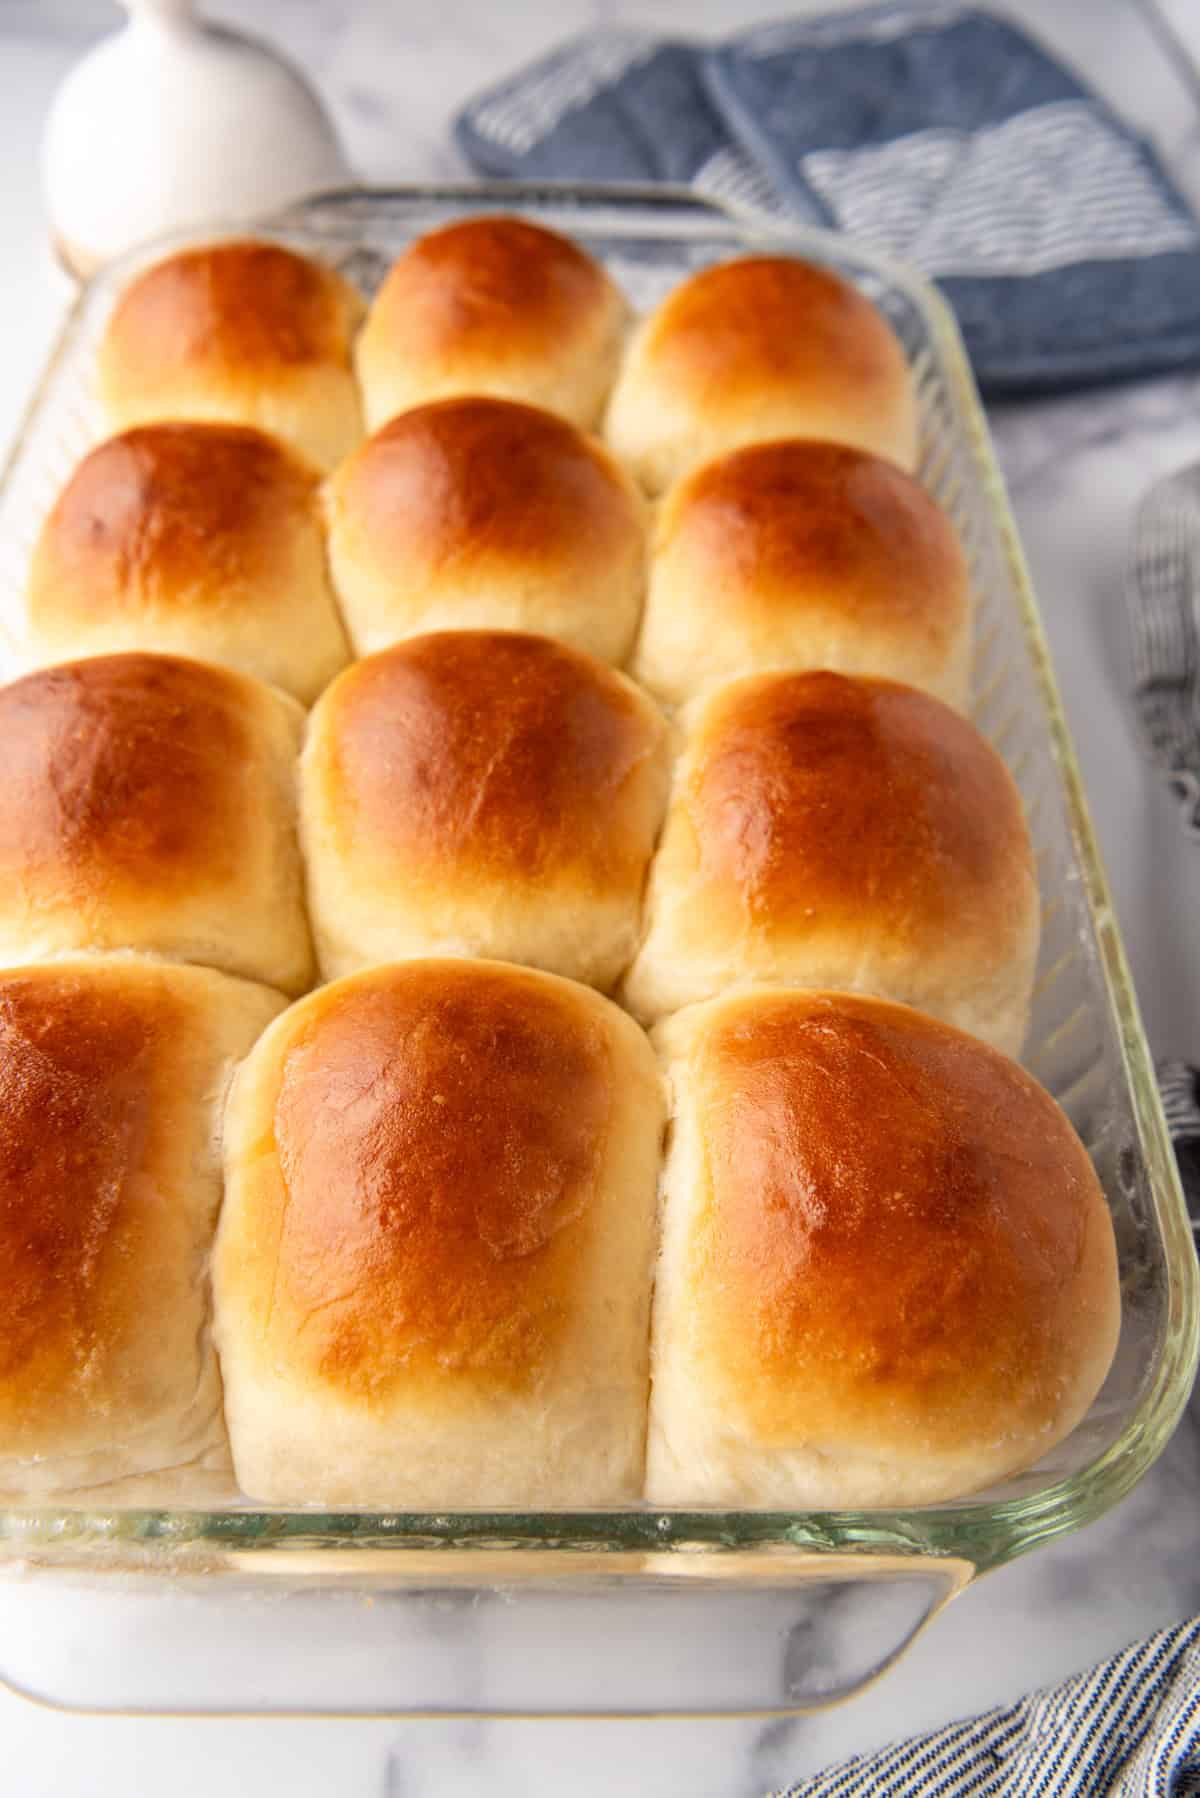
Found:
[622,670,1038,1054]
[355,214,628,432]
[300,630,669,989]
[605,255,918,493]
[634,439,971,709]
[0,957,285,1497]
[324,397,646,665]
[214,958,664,1507]
[647,989,1121,1508]
[0,653,313,994]
[23,422,350,703]
[97,239,363,472]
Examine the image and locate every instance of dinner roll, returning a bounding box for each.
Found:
[0,957,285,1497]
[324,397,646,663]
[22,423,350,703]
[355,214,628,431]
[622,671,1038,1054]
[634,440,970,709]
[606,256,917,493]
[300,630,669,989]
[214,958,664,1507]
[647,989,1120,1508]
[0,653,313,994]
[97,239,363,471]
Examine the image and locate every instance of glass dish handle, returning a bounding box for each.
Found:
[0,1554,970,1717]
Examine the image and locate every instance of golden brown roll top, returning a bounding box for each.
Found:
[0,652,313,994]
[606,255,918,493]
[623,670,1038,1053]
[213,958,664,1506]
[354,214,629,431]
[22,422,350,702]
[648,989,1121,1508]
[324,396,646,663]
[0,957,285,1496]
[300,629,669,989]
[634,439,971,709]
[97,239,364,472]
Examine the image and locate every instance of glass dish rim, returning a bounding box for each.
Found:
[0,179,1195,1580]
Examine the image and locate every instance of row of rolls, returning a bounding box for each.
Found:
[0,214,1119,1512]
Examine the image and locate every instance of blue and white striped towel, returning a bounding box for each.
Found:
[457,2,1200,395]
[778,1616,1200,1795]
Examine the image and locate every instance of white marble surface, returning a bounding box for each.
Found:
[1,2,1199,1792]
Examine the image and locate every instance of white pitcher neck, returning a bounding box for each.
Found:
[119,0,200,25]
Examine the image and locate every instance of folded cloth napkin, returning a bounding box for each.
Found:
[456,1,1200,396]
[1128,472,1200,1233]
[1129,463,1200,840]
[1161,1062,1200,1233]
[777,1616,1200,1795]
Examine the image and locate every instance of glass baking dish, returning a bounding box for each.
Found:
[0,183,1193,1720]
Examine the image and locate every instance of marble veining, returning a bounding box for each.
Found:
[0,2,1198,1794]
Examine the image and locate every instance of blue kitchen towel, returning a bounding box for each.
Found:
[456,2,1200,395]
[777,1615,1200,1795]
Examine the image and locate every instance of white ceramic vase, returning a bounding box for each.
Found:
[42,0,351,278]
